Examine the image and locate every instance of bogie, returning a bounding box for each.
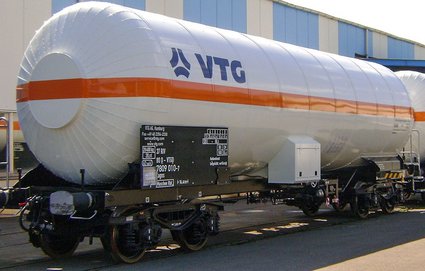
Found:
[171,217,209,251]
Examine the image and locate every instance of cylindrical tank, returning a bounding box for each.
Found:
[16,2,413,185]
[396,71,425,161]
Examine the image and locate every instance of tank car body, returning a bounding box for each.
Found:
[4,2,425,264]
[396,71,425,163]
[16,2,413,185]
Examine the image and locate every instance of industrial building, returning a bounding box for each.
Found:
[1,0,424,174]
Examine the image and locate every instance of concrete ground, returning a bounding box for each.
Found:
[1,199,425,270]
[103,207,425,271]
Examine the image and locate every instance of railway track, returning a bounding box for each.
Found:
[3,200,420,271]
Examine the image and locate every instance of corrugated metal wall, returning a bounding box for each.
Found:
[338,22,365,57]
[416,46,425,59]
[388,37,414,59]
[183,0,246,33]
[318,16,338,54]
[50,0,423,60]
[367,30,373,57]
[272,3,319,49]
[372,31,388,58]
[145,0,183,19]
[246,0,273,39]
[0,0,51,111]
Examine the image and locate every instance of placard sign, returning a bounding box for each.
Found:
[140,125,228,188]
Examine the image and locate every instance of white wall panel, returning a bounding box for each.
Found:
[372,31,388,58]
[247,0,273,39]
[415,45,425,59]
[146,0,183,19]
[0,0,51,112]
[0,1,24,111]
[318,16,338,54]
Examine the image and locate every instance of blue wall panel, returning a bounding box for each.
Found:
[201,0,217,26]
[273,3,285,42]
[338,22,365,57]
[285,6,297,44]
[231,0,247,33]
[308,14,318,49]
[52,0,77,14]
[217,0,232,30]
[338,23,346,55]
[272,3,318,49]
[297,12,308,46]
[388,37,414,59]
[52,0,145,14]
[184,0,201,22]
[123,0,145,10]
[184,0,246,33]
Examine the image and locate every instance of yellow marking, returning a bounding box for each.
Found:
[276,222,309,229]
[385,172,403,179]
[244,230,263,235]
[261,227,280,232]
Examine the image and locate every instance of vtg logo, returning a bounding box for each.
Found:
[169,47,246,84]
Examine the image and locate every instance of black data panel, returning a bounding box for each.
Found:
[140,125,228,188]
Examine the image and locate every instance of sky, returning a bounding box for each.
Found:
[285,0,425,45]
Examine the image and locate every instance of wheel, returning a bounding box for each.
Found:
[331,202,347,212]
[300,203,320,217]
[401,191,412,201]
[100,229,111,252]
[110,224,146,264]
[18,205,31,232]
[350,195,369,219]
[171,217,208,251]
[380,197,395,214]
[39,233,79,258]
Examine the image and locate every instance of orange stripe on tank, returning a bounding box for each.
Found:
[16,77,413,119]
[414,112,425,121]
[0,121,21,131]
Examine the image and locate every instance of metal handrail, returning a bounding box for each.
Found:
[412,129,421,166]
[401,129,421,166]
[0,117,10,188]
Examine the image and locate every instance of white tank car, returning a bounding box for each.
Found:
[16,2,413,185]
[396,71,425,161]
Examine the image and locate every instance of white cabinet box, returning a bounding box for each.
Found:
[268,136,321,184]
